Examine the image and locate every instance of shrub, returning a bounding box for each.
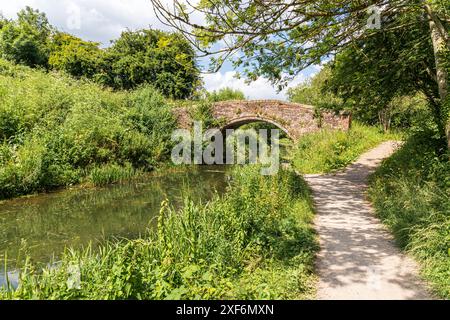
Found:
[207,87,246,102]
[100,29,201,98]
[126,86,177,164]
[0,60,176,199]
[48,33,103,78]
[0,7,51,68]
[0,138,46,198]
[61,101,127,167]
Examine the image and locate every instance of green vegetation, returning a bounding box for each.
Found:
[1,166,318,300]
[0,7,52,68]
[155,1,449,149]
[0,3,448,301]
[88,163,140,187]
[369,133,450,299]
[292,123,400,174]
[99,29,200,97]
[0,7,200,99]
[288,67,432,134]
[325,26,443,134]
[0,59,176,199]
[188,99,218,128]
[287,67,342,110]
[207,87,246,102]
[48,32,103,79]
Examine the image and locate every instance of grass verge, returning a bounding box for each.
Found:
[292,122,401,174]
[369,132,449,299]
[1,166,318,300]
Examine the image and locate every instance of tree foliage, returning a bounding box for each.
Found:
[325,12,444,132]
[207,87,245,102]
[99,29,201,98]
[0,7,52,67]
[48,32,104,79]
[0,8,202,99]
[150,0,450,147]
[287,67,342,109]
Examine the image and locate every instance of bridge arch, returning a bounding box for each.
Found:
[220,116,291,139]
[173,100,351,141]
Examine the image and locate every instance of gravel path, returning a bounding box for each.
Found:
[304,141,432,300]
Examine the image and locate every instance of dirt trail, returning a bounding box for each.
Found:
[304,141,432,300]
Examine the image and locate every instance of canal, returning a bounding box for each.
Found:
[0,166,230,288]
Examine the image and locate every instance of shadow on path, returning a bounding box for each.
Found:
[304,141,432,300]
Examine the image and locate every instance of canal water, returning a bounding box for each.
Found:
[0,166,229,288]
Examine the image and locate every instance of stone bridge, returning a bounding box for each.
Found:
[174,100,351,140]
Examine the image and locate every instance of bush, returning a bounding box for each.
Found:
[49,33,103,79]
[207,87,246,102]
[0,60,176,199]
[61,102,127,167]
[99,29,201,98]
[0,7,51,68]
[0,138,46,198]
[126,86,176,164]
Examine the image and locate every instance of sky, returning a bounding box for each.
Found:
[0,0,319,99]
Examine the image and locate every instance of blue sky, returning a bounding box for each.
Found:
[0,0,320,99]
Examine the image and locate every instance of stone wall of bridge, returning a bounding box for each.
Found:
[173,100,351,140]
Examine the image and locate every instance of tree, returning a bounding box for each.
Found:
[0,14,8,30]
[49,32,103,78]
[326,12,445,134]
[0,8,202,100]
[0,6,52,67]
[207,87,245,101]
[150,0,450,148]
[287,67,342,110]
[102,29,201,99]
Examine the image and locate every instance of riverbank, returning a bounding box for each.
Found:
[0,59,177,200]
[0,165,229,278]
[1,166,318,299]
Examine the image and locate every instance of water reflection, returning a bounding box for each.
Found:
[0,166,229,283]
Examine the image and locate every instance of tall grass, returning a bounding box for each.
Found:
[292,122,401,174]
[88,163,139,187]
[0,59,176,199]
[369,132,449,299]
[0,166,318,300]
